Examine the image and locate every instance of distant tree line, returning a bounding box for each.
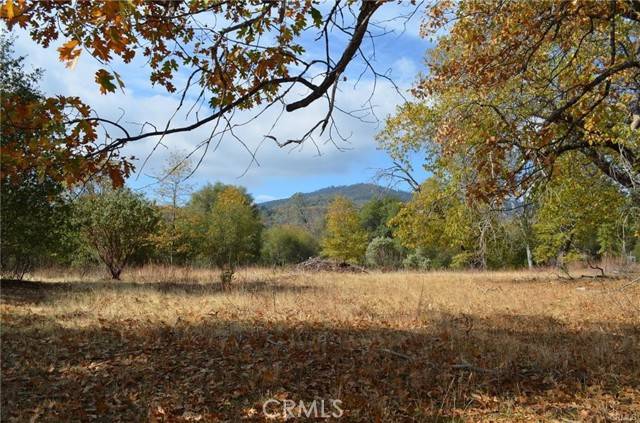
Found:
[2,37,638,284]
[4,148,638,283]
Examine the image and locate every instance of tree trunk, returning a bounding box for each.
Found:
[621,217,627,264]
[110,267,122,280]
[525,243,533,269]
[220,264,234,289]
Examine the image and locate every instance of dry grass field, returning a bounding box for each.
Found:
[1,266,639,422]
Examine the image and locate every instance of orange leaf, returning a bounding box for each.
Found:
[5,0,14,19]
[57,39,81,67]
[108,167,125,187]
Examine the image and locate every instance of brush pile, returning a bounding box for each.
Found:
[296,257,367,273]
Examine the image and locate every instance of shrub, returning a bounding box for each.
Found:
[450,251,475,270]
[365,237,403,269]
[0,176,71,279]
[261,225,318,265]
[402,248,431,271]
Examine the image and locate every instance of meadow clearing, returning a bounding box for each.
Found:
[1,266,639,422]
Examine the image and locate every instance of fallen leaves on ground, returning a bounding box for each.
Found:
[1,273,639,422]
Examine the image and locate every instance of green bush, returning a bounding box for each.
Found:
[450,251,475,269]
[262,225,318,265]
[402,248,431,271]
[0,175,72,278]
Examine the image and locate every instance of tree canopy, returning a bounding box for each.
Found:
[533,155,627,265]
[1,0,402,185]
[380,1,639,200]
[187,182,255,215]
[74,187,160,279]
[204,186,262,283]
[0,36,131,187]
[321,196,368,264]
[2,1,639,277]
[359,196,402,240]
[261,225,318,265]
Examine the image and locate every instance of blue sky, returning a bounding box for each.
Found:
[10,3,431,203]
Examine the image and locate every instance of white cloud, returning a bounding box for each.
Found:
[391,57,419,84]
[255,194,278,203]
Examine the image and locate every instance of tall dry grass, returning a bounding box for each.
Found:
[19,264,638,328]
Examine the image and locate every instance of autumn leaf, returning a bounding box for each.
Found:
[57,39,81,67]
[95,69,117,94]
[4,0,14,19]
[108,166,125,187]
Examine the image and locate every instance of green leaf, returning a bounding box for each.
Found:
[95,69,117,94]
[113,71,126,94]
[310,7,322,28]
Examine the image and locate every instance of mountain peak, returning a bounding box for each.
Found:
[259,183,411,207]
[259,183,412,233]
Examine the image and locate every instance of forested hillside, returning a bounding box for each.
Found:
[259,183,411,234]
